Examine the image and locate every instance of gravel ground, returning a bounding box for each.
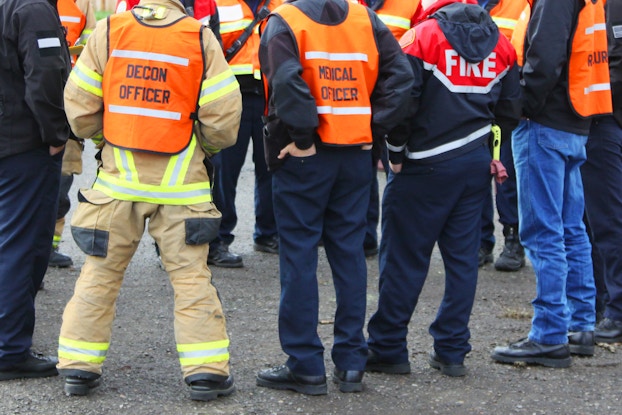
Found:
[1,145,621,415]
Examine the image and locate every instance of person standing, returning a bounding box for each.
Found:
[207,0,282,268]
[492,0,611,367]
[0,0,71,380]
[48,0,96,269]
[581,0,622,343]
[57,0,242,400]
[365,0,521,377]
[256,0,412,394]
[477,0,528,271]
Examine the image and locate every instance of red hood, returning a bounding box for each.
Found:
[420,0,478,19]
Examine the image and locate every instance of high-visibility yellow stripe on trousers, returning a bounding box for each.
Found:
[58,337,109,364]
[177,340,230,366]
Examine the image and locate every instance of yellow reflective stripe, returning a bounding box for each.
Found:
[70,59,103,97]
[162,137,197,186]
[220,19,254,34]
[230,64,253,76]
[253,69,261,80]
[199,69,239,106]
[58,336,109,364]
[378,13,411,30]
[492,16,517,31]
[177,340,229,366]
[93,171,212,205]
[113,147,138,183]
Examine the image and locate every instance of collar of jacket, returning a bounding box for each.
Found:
[422,0,478,18]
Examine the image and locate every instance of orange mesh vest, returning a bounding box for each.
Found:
[510,4,530,66]
[102,13,205,154]
[568,0,612,118]
[374,0,420,41]
[489,0,528,40]
[273,3,379,146]
[57,0,86,47]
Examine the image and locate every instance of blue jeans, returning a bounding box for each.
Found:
[512,120,595,344]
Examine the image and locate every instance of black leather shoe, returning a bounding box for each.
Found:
[595,318,622,343]
[0,351,58,381]
[364,242,378,258]
[256,365,327,395]
[428,351,466,377]
[49,248,73,268]
[365,350,411,374]
[332,368,363,393]
[187,374,235,401]
[478,246,493,267]
[491,338,571,368]
[208,242,243,268]
[64,371,101,396]
[568,331,594,356]
[254,235,279,254]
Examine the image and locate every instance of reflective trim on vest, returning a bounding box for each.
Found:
[220,19,254,33]
[58,337,109,364]
[70,59,103,97]
[585,23,607,35]
[491,16,517,32]
[405,124,491,160]
[377,14,411,31]
[317,106,371,115]
[57,0,87,47]
[108,104,182,121]
[60,15,82,23]
[305,51,369,62]
[110,49,190,66]
[199,69,240,106]
[177,340,230,366]
[230,63,254,75]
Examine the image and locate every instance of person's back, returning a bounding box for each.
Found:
[0,0,71,381]
[58,0,242,400]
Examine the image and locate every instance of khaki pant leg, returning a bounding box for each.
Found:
[149,203,229,379]
[58,198,147,374]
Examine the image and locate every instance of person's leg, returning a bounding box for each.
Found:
[0,147,61,369]
[49,173,74,268]
[322,149,370,373]
[479,181,495,266]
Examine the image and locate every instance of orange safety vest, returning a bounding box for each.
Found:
[510,4,530,66]
[374,0,420,41]
[57,0,87,47]
[217,0,281,79]
[488,0,527,41]
[568,0,612,118]
[272,3,379,146]
[102,12,205,154]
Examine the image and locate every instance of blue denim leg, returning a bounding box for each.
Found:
[211,93,275,245]
[582,116,622,321]
[512,120,595,344]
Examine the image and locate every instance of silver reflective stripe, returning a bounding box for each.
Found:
[614,25,622,39]
[58,344,107,358]
[305,51,368,62]
[317,106,371,115]
[117,149,135,182]
[108,105,181,120]
[60,15,82,23]
[166,143,193,186]
[405,124,491,160]
[178,347,229,359]
[585,23,607,35]
[38,37,61,48]
[111,49,189,66]
[72,65,103,90]
[94,176,210,200]
[200,75,238,100]
[426,61,509,95]
[386,141,405,152]
[584,83,611,94]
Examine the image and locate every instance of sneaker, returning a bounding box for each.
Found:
[594,318,622,343]
[0,351,58,381]
[208,242,243,268]
[491,338,571,368]
[64,374,101,396]
[494,225,525,272]
[49,248,73,268]
[187,374,235,401]
[478,247,493,267]
[253,234,279,254]
[428,351,466,377]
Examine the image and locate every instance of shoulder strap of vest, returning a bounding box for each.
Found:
[224,0,271,62]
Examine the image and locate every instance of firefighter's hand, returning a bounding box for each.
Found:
[49,145,65,156]
[278,142,316,159]
[389,161,402,174]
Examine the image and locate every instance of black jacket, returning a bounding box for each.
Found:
[607,0,622,127]
[522,0,591,134]
[258,0,413,169]
[0,0,71,159]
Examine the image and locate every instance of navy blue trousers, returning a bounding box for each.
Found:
[480,135,519,250]
[273,146,371,376]
[211,93,276,244]
[368,145,491,364]
[0,147,62,367]
[582,116,622,321]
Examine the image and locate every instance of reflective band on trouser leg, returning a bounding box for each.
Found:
[58,336,109,375]
[177,340,230,377]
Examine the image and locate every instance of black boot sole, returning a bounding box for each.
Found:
[492,354,571,368]
[332,375,363,393]
[256,377,327,395]
[64,378,100,396]
[190,383,235,401]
